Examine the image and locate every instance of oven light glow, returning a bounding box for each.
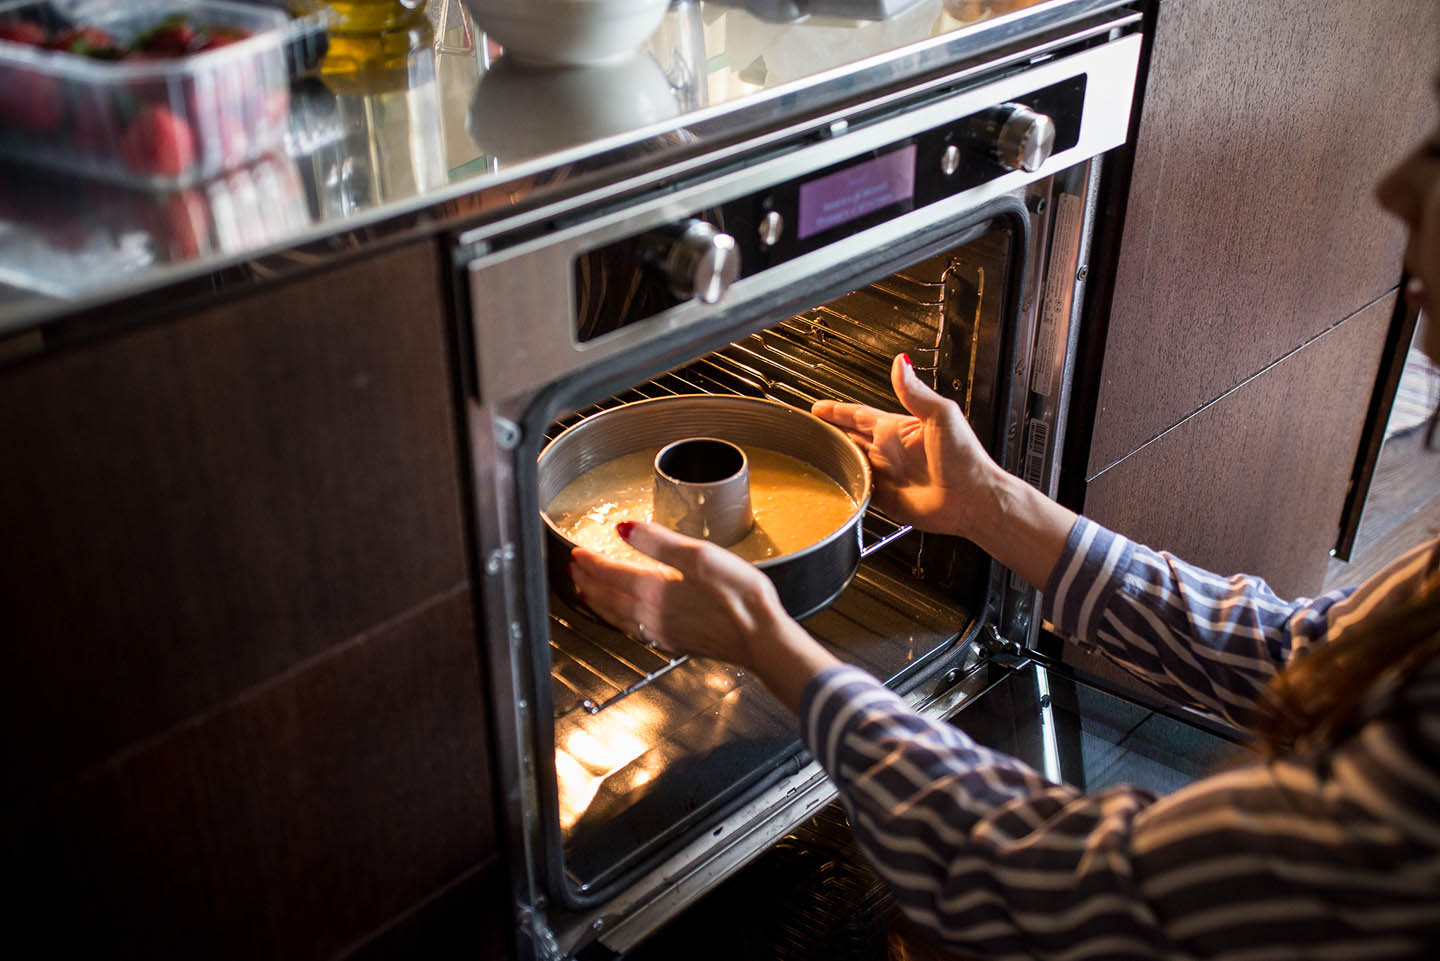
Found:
[564,727,648,776]
[555,749,601,831]
[555,706,660,831]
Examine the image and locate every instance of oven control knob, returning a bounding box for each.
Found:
[659,219,740,305]
[988,104,1057,173]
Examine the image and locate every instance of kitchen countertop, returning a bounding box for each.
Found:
[0,0,1122,347]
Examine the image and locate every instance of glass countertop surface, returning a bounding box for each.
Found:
[0,0,1067,333]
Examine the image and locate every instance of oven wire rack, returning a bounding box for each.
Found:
[545,282,960,720]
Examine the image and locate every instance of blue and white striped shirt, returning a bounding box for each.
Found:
[800,518,1440,959]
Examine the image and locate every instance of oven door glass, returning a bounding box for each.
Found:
[954,662,1243,795]
[540,213,1027,902]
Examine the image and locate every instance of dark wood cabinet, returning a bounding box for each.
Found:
[1076,0,1439,597]
[1085,293,1394,597]
[0,240,505,958]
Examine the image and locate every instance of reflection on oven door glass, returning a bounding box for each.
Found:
[952,662,1240,795]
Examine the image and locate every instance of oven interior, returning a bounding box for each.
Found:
[540,218,1024,899]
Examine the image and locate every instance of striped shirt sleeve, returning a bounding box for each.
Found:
[797,522,1440,959]
[799,663,1440,960]
[1040,517,1398,727]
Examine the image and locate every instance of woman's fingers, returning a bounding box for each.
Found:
[812,398,880,438]
[815,398,912,469]
[617,520,756,586]
[818,356,957,443]
[570,545,674,599]
[569,550,638,612]
[890,353,958,425]
[615,520,698,569]
[572,529,758,658]
[569,547,675,640]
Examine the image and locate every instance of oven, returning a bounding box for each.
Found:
[455,6,1145,958]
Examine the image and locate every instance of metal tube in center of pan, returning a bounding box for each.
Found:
[652,437,754,546]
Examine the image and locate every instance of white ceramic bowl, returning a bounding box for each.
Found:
[463,0,670,67]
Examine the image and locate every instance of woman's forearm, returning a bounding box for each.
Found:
[746,615,844,715]
[963,463,1077,591]
[751,465,1074,715]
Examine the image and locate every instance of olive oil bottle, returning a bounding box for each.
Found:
[287,0,428,35]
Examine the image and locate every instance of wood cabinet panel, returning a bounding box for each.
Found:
[1083,292,1394,599]
[351,865,512,961]
[0,240,468,801]
[1086,0,1439,476]
[2,588,498,960]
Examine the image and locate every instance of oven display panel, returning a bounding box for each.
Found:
[797,145,917,240]
[571,74,1086,343]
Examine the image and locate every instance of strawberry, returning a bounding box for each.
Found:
[215,112,250,167]
[137,19,199,57]
[258,89,290,134]
[25,179,91,252]
[197,26,251,52]
[70,93,115,157]
[119,105,197,178]
[49,26,119,58]
[0,20,48,47]
[36,211,90,251]
[148,188,210,259]
[0,65,62,133]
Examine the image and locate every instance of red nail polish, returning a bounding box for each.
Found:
[901,352,912,367]
[616,520,635,541]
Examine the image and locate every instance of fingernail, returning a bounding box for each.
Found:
[616,520,635,541]
[901,352,912,368]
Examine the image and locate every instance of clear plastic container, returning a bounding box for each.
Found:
[0,0,298,189]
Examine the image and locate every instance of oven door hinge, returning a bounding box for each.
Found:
[975,621,1026,665]
[518,905,565,961]
[977,619,1078,687]
[917,622,1029,718]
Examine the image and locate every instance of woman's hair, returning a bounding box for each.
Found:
[1250,544,1440,755]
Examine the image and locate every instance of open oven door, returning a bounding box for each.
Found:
[479,197,1039,961]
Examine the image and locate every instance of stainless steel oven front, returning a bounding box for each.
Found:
[456,13,1143,959]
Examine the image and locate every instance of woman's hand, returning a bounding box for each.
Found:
[813,353,1001,540]
[815,352,1078,589]
[569,521,841,713]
